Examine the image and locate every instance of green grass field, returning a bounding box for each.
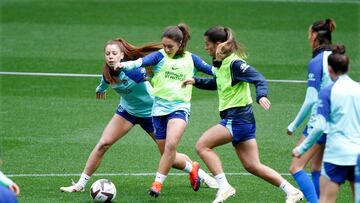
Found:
[1,0,359,202]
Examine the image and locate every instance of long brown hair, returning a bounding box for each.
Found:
[204,26,246,61]
[161,23,191,57]
[311,18,336,51]
[103,38,162,84]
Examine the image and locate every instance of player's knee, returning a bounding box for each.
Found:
[289,164,302,174]
[243,162,260,174]
[96,142,112,153]
[195,140,207,155]
[164,142,177,154]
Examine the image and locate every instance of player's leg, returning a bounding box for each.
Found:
[149,113,187,197]
[60,113,133,192]
[195,124,235,203]
[290,134,321,203]
[235,139,303,203]
[155,139,218,189]
[355,154,360,203]
[319,176,339,203]
[310,144,324,197]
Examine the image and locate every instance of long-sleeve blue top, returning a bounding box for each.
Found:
[297,74,360,165]
[287,48,333,133]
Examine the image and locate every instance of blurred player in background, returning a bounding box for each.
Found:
[287,18,336,203]
[0,160,19,203]
[292,44,360,203]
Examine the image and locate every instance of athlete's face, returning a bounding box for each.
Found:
[308,26,317,50]
[162,37,180,57]
[105,44,124,68]
[204,36,217,58]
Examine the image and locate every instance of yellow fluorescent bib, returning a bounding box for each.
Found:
[215,53,252,111]
[151,50,194,102]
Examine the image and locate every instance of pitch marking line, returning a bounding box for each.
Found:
[0,71,307,83]
[7,172,293,177]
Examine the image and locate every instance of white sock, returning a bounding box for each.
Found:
[280,180,298,195]
[155,172,167,184]
[77,173,90,188]
[182,161,193,173]
[214,173,230,190]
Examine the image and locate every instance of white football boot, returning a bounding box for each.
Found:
[212,185,236,203]
[285,189,304,203]
[60,180,85,193]
[199,169,219,189]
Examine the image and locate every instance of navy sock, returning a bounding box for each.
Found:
[293,170,318,203]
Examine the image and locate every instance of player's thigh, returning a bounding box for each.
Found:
[99,114,134,144]
[234,139,261,167]
[319,176,340,203]
[197,124,232,149]
[290,135,322,170]
[165,118,187,147]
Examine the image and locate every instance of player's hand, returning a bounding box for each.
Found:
[96,92,106,99]
[291,147,301,158]
[259,97,271,110]
[9,183,20,196]
[181,78,195,88]
[113,62,124,71]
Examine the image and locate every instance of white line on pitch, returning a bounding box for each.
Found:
[7,172,292,177]
[0,71,101,77]
[0,71,307,83]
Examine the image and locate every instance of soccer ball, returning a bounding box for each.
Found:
[90,179,117,203]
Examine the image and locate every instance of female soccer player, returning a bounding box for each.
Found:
[60,38,217,193]
[182,26,303,203]
[292,44,360,203]
[287,18,336,203]
[0,160,19,203]
[115,23,216,198]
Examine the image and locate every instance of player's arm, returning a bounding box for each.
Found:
[182,76,217,90]
[0,171,20,195]
[287,60,321,134]
[191,54,215,76]
[117,51,164,70]
[230,60,270,110]
[293,87,331,157]
[96,75,109,99]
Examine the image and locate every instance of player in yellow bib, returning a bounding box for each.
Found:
[115,23,216,198]
[183,26,303,203]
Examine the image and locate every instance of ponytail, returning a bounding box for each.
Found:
[311,18,336,46]
[205,26,246,61]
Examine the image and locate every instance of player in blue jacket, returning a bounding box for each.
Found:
[287,18,336,203]
[0,167,19,203]
[60,38,217,193]
[292,44,360,203]
[183,26,303,203]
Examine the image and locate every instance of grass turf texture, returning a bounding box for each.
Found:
[1,0,359,202]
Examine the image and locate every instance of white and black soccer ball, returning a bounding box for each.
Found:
[90,179,117,203]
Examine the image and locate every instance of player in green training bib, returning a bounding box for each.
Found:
[115,23,217,198]
[183,26,303,203]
